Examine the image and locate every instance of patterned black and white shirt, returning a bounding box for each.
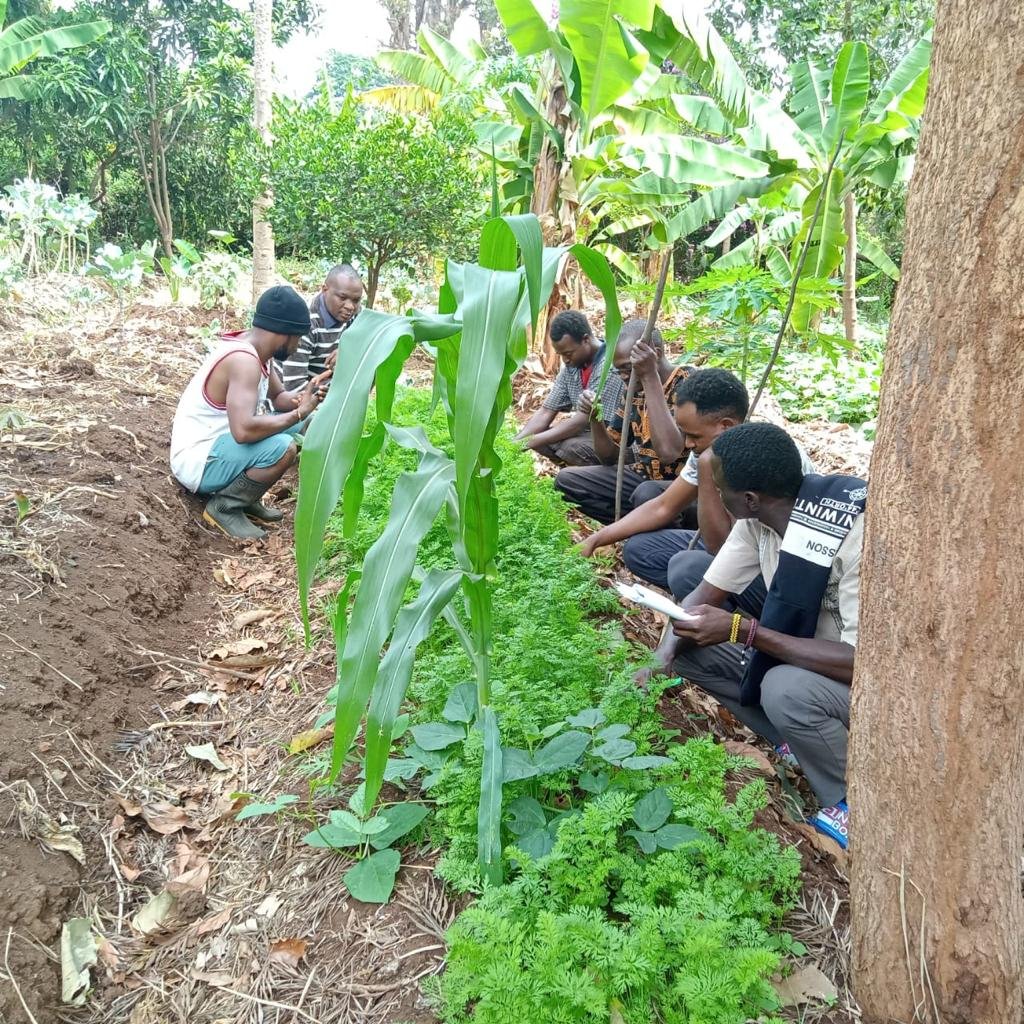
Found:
[542,342,625,422]
[275,293,356,391]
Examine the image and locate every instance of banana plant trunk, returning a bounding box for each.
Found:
[530,64,577,374]
[842,192,857,344]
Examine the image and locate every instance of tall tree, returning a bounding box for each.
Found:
[251,0,275,300]
[849,0,1024,1020]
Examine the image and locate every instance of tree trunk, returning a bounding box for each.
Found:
[365,261,381,308]
[251,0,276,304]
[530,62,575,373]
[842,192,857,343]
[849,2,1024,1021]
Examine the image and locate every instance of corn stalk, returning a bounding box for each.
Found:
[294,213,621,885]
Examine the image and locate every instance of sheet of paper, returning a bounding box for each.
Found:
[614,582,700,621]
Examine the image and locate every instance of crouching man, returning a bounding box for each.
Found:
[170,285,327,541]
[645,422,865,849]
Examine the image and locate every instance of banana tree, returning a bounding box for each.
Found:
[637,18,932,337]
[0,0,109,100]
[294,213,622,887]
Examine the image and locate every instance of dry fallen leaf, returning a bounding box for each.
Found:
[171,691,223,711]
[186,742,230,771]
[131,890,178,935]
[195,907,232,936]
[792,822,848,869]
[140,800,193,836]
[722,739,775,776]
[169,861,211,895]
[268,937,307,969]
[191,968,237,985]
[115,795,143,817]
[773,964,839,1006]
[207,638,268,661]
[255,894,282,918]
[232,608,274,631]
[287,724,333,755]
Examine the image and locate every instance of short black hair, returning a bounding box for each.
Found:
[711,423,804,499]
[326,263,362,284]
[549,310,592,343]
[675,368,749,420]
[617,317,663,349]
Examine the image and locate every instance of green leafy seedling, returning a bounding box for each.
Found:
[235,793,299,821]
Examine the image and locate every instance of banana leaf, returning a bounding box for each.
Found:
[559,0,656,128]
[494,0,550,56]
[824,42,869,150]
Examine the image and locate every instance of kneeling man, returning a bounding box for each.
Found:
[170,285,326,540]
[647,422,865,849]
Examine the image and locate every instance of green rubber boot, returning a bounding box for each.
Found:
[244,500,283,523]
[202,473,269,540]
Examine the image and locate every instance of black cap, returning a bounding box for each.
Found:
[252,285,312,336]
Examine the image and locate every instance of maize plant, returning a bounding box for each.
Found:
[294,214,621,886]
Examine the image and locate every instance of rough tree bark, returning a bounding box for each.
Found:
[849,2,1024,1022]
[841,192,857,343]
[251,0,276,304]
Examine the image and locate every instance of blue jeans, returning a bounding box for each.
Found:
[197,423,301,494]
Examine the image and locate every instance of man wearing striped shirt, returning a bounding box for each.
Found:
[275,264,363,390]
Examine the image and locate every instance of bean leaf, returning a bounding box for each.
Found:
[301,820,361,849]
[442,683,478,723]
[620,755,674,770]
[515,826,555,860]
[579,771,609,794]
[533,730,591,774]
[410,722,466,751]
[632,788,672,831]
[506,796,547,836]
[625,828,658,854]
[566,707,605,729]
[343,848,401,904]
[370,803,430,850]
[592,738,637,764]
[596,723,630,742]
[501,746,539,782]
[655,823,708,849]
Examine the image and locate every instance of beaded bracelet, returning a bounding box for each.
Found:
[740,617,759,666]
[729,612,742,645]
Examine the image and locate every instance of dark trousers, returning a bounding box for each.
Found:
[533,432,600,466]
[553,465,675,525]
[622,529,705,590]
[665,549,848,807]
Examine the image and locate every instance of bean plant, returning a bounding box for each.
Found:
[295,213,620,885]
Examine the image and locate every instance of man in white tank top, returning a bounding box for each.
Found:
[170,286,327,540]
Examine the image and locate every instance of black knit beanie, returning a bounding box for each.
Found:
[252,285,312,336]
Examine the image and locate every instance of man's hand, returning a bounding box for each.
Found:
[578,388,600,421]
[578,534,601,558]
[296,380,322,420]
[671,604,736,647]
[310,369,332,401]
[630,340,660,383]
[325,349,338,371]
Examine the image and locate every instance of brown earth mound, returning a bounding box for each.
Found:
[0,295,231,1021]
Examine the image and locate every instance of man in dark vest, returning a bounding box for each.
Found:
[641,422,864,849]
